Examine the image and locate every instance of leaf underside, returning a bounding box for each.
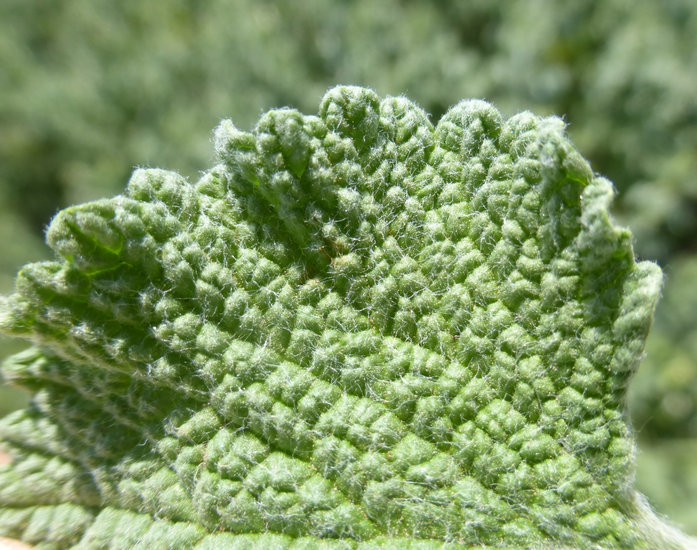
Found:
[0,87,668,548]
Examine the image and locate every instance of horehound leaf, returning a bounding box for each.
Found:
[0,86,692,549]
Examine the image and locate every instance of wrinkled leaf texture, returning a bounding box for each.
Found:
[0,87,691,549]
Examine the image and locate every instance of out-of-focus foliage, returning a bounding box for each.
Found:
[635,438,697,537]
[0,0,696,534]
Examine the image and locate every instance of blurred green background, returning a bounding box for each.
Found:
[1,0,695,533]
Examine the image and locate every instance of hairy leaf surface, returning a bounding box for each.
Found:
[0,87,688,548]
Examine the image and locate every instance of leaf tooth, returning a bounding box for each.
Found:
[214,119,257,185]
[46,201,122,273]
[126,169,199,221]
[0,449,100,508]
[0,408,74,464]
[0,293,35,337]
[320,86,380,152]
[378,96,434,174]
[435,99,503,157]
[608,261,662,378]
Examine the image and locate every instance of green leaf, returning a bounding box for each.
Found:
[0,86,691,548]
